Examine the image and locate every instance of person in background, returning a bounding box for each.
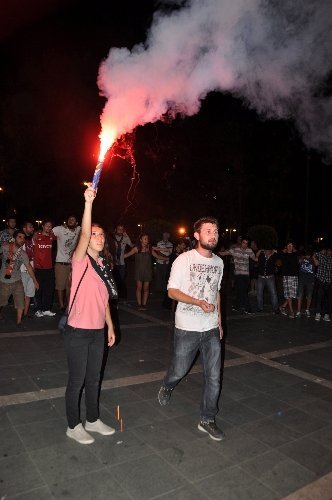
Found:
[0,229,39,324]
[296,249,315,318]
[313,246,332,322]
[0,216,17,245]
[53,216,81,310]
[256,247,279,313]
[162,238,188,310]
[20,221,36,318]
[33,219,56,317]
[124,234,168,310]
[155,232,173,293]
[64,185,116,445]
[112,224,133,300]
[279,242,299,319]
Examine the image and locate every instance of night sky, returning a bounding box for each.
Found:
[1,0,331,244]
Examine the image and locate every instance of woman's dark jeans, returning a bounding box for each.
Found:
[164,327,221,420]
[63,325,105,429]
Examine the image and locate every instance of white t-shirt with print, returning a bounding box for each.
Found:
[53,225,81,263]
[168,249,223,332]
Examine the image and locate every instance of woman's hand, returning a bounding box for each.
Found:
[107,328,116,347]
[84,184,96,204]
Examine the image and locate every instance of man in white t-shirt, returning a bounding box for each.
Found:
[53,216,81,309]
[158,217,225,441]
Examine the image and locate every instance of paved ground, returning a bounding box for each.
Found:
[1,287,332,499]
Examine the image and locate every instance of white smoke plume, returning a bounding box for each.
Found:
[98,0,332,159]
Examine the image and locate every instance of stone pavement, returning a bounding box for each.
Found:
[1,295,332,499]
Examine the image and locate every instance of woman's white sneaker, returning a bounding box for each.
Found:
[66,423,95,444]
[85,419,115,435]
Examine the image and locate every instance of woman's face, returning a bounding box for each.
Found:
[141,235,149,246]
[89,226,105,253]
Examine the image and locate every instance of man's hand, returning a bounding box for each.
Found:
[198,300,215,313]
[107,328,116,347]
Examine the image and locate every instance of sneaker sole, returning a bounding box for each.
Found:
[85,426,115,435]
[158,388,172,406]
[66,430,95,444]
[197,423,224,441]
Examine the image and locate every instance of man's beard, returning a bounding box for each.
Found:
[200,241,217,251]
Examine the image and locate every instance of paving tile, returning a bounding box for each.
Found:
[110,454,187,500]
[244,371,305,392]
[103,399,167,429]
[270,407,329,436]
[22,361,64,377]
[160,438,234,481]
[212,426,270,462]
[90,428,153,466]
[224,362,277,381]
[0,365,28,378]
[29,441,103,485]
[131,419,198,452]
[240,417,300,447]
[13,351,53,364]
[15,416,67,451]
[0,376,39,396]
[0,407,12,429]
[278,437,332,476]
[101,386,144,408]
[300,399,332,423]
[241,393,290,416]
[268,381,332,406]
[6,400,59,425]
[9,486,53,499]
[31,372,68,390]
[148,392,198,419]
[220,399,264,426]
[240,449,316,496]
[49,468,131,499]
[0,453,45,497]
[221,378,260,401]
[127,380,166,400]
[0,426,25,458]
[309,424,332,449]
[154,484,210,500]
[195,465,278,500]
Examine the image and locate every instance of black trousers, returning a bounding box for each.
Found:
[234,275,250,310]
[315,280,332,315]
[34,268,54,311]
[64,326,105,429]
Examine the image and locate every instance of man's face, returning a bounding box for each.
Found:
[42,222,53,234]
[286,243,294,253]
[116,225,124,236]
[241,240,249,249]
[163,232,170,242]
[7,218,16,230]
[195,223,219,251]
[24,223,34,236]
[15,233,26,247]
[327,249,332,256]
[67,217,77,229]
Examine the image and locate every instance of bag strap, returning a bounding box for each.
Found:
[67,262,88,316]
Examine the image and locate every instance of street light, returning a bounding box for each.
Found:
[178,227,186,236]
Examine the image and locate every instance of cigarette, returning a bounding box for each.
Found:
[117,405,120,420]
[120,418,123,432]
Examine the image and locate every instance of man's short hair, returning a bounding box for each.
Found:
[13,229,25,239]
[193,217,219,233]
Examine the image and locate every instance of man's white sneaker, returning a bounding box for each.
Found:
[43,310,56,316]
[35,310,44,318]
[323,314,331,322]
[85,419,115,435]
[315,313,321,322]
[305,310,310,318]
[295,312,301,318]
[66,423,95,444]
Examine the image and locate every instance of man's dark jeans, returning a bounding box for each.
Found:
[34,268,54,311]
[257,276,279,311]
[63,326,105,429]
[114,264,127,299]
[315,280,332,315]
[164,327,221,420]
[234,274,250,310]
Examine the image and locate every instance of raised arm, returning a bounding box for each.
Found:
[74,186,95,261]
[124,246,138,259]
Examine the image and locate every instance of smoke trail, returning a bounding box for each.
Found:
[98,0,332,160]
